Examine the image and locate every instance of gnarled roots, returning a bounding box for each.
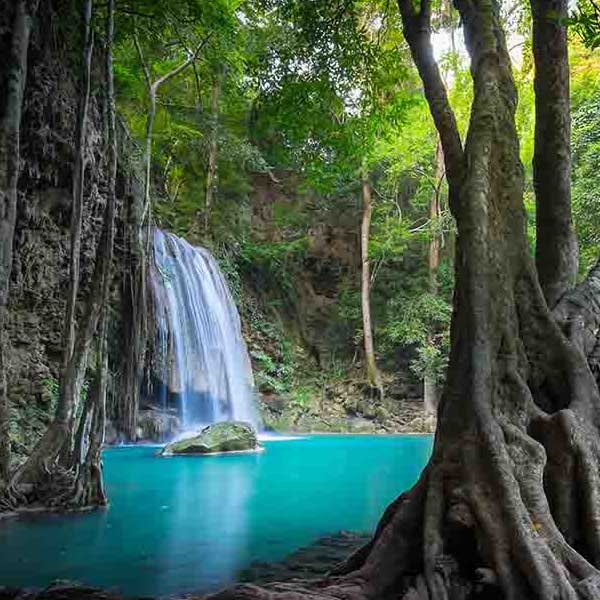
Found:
[207,397,600,600]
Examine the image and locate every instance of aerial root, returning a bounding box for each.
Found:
[467,414,600,600]
[531,409,600,569]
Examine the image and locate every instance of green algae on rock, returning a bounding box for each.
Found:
[161,421,260,455]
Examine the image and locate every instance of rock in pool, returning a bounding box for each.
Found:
[161,421,261,455]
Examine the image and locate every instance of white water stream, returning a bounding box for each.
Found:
[151,229,258,431]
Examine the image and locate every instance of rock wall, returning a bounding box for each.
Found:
[247,172,361,366]
[1,0,134,456]
[244,172,427,432]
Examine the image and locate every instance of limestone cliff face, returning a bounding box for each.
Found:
[0,0,134,454]
[248,172,361,368]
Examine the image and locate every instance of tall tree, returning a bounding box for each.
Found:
[69,0,117,508]
[134,32,209,222]
[212,0,600,597]
[361,169,384,398]
[531,0,578,307]
[0,0,40,486]
[59,0,94,463]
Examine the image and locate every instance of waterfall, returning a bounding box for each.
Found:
[150,228,258,431]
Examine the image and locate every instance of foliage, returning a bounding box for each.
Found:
[110,0,600,409]
[384,292,451,379]
[572,95,600,274]
[250,348,292,394]
[44,376,60,408]
[570,0,600,49]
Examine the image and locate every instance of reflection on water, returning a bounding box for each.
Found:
[161,456,257,590]
[0,435,432,597]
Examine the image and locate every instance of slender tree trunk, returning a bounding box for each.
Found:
[396,1,463,210]
[122,34,207,441]
[134,33,209,222]
[0,0,39,485]
[69,0,115,507]
[210,1,600,599]
[360,170,383,398]
[59,0,94,464]
[531,0,578,308]
[423,141,444,415]
[143,88,156,220]
[70,309,108,507]
[62,0,94,368]
[204,73,221,232]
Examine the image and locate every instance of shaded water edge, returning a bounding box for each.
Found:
[0,531,370,600]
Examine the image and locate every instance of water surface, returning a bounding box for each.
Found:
[0,435,432,597]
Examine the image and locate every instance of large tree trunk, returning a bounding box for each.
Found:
[62,0,94,368]
[209,1,600,599]
[531,0,578,308]
[360,170,383,398]
[0,0,39,486]
[69,310,108,508]
[59,0,94,465]
[67,0,116,509]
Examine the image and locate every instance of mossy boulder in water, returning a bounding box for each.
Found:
[161,421,260,455]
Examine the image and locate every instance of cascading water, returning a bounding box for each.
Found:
[150,228,258,432]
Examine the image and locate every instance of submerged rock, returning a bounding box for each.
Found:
[137,408,181,442]
[240,531,371,584]
[0,581,122,600]
[161,421,260,455]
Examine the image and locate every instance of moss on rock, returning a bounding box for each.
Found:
[161,421,260,455]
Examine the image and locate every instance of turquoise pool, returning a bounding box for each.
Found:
[0,434,432,597]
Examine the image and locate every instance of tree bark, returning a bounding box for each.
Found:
[70,310,108,508]
[0,0,39,486]
[360,170,383,398]
[204,72,221,232]
[208,1,600,599]
[531,0,578,308]
[69,0,115,508]
[59,0,94,464]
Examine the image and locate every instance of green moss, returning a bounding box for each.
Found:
[162,421,259,455]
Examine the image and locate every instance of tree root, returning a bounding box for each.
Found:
[206,397,600,600]
[0,458,106,514]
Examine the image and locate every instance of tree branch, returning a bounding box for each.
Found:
[396,0,464,214]
[151,34,213,92]
[133,26,151,90]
